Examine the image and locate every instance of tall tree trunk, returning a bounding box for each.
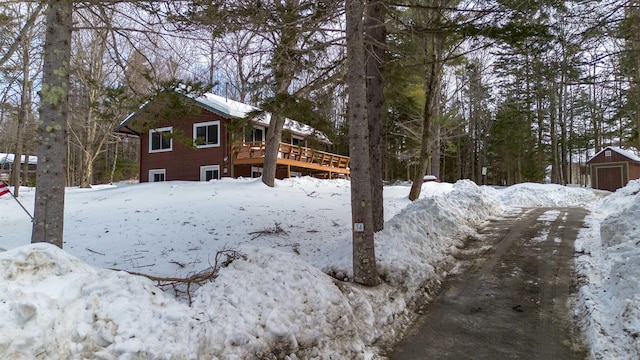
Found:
[347,0,379,286]
[262,110,288,187]
[77,108,105,188]
[11,105,25,195]
[590,63,601,153]
[365,0,386,232]
[31,0,72,248]
[409,28,443,201]
[628,0,640,149]
[110,136,119,184]
[262,44,294,187]
[550,83,560,184]
[559,80,568,185]
[22,152,31,186]
[11,30,33,197]
[80,150,94,188]
[431,123,441,178]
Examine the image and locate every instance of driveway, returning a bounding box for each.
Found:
[384,207,589,359]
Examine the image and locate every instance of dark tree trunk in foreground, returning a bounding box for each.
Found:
[347,0,379,286]
[366,0,386,232]
[31,0,72,248]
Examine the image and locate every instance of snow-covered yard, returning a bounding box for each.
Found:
[0,177,637,359]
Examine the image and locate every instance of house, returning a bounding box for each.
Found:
[0,153,37,184]
[587,146,640,191]
[115,91,349,182]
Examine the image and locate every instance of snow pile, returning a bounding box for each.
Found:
[0,243,197,359]
[0,178,503,359]
[338,180,505,346]
[493,182,598,207]
[376,180,503,288]
[192,247,366,359]
[576,179,640,359]
[0,177,606,358]
[0,178,502,359]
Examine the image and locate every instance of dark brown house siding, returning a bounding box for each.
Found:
[588,147,640,192]
[139,108,232,182]
[116,92,348,182]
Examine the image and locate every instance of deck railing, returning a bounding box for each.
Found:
[233,141,350,171]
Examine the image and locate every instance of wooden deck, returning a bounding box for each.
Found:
[233,142,350,179]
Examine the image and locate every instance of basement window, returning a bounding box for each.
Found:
[200,165,220,181]
[149,169,166,182]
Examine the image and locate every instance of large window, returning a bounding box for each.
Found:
[149,127,172,153]
[194,121,220,148]
[149,169,166,182]
[245,127,265,143]
[200,165,220,181]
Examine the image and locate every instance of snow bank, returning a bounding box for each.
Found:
[0,243,198,360]
[319,180,505,347]
[192,246,367,359]
[376,180,503,288]
[0,244,368,359]
[491,182,598,207]
[576,180,640,359]
[0,177,604,359]
[0,179,502,359]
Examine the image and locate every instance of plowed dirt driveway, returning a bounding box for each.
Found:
[385,207,588,360]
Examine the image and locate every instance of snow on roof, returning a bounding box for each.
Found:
[0,153,37,165]
[117,91,331,143]
[195,93,331,143]
[116,99,151,132]
[197,93,255,119]
[587,146,640,163]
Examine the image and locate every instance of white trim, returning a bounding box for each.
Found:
[149,127,173,153]
[251,166,262,178]
[200,165,220,181]
[149,169,166,182]
[193,121,221,148]
[253,126,266,142]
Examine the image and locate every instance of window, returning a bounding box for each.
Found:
[149,127,172,153]
[605,150,612,157]
[194,121,220,148]
[200,165,220,181]
[245,127,265,143]
[251,166,262,178]
[149,169,166,182]
[292,136,304,146]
